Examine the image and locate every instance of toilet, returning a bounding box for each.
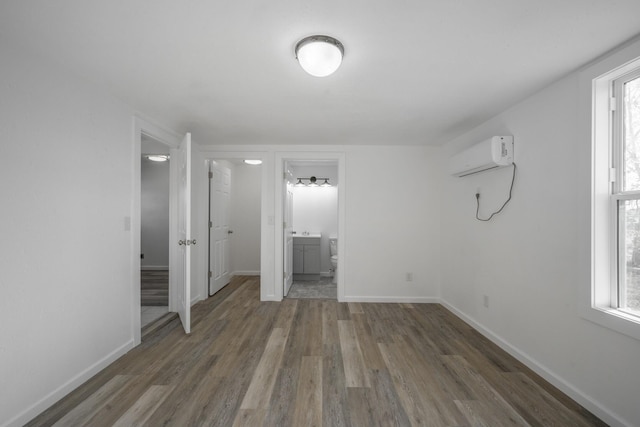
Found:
[329,237,338,284]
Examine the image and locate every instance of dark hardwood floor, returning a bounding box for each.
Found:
[28,276,606,426]
[141,270,168,306]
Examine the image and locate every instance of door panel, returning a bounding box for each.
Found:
[209,162,231,295]
[176,133,191,334]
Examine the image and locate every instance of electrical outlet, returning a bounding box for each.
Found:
[406,272,413,282]
[483,295,489,308]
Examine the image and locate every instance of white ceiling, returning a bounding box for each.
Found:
[2,1,640,146]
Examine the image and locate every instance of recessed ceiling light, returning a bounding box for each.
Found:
[244,159,262,165]
[147,155,169,162]
[295,35,344,77]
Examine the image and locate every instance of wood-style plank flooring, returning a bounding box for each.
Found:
[28,276,606,426]
[141,270,169,306]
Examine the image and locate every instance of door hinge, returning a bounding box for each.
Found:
[209,271,212,278]
[609,97,617,112]
[610,167,617,183]
[209,220,213,228]
[209,171,213,179]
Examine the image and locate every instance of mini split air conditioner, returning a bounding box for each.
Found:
[448,136,514,177]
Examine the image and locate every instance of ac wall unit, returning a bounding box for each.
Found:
[448,136,514,177]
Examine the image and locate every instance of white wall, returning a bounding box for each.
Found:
[204,145,444,302]
[0,40,135,426]
[291,164,338,274]
[229,163,261,275]
[141,158,170,268]
[440,52,640,425]
[344,146,442,301]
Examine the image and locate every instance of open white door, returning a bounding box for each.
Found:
[209,161,231,295]
[176,133,191,333]
[283,169,294,296]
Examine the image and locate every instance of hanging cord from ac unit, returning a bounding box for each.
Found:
[475,163,517,221]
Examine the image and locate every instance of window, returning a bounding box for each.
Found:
[589,45,640,340]
[613,70,640,317]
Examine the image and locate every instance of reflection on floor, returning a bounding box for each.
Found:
[287,277,336,299]
[141,306,169,328]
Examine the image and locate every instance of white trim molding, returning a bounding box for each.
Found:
[132,115,181,346]
[232,271,261,276]
[342,296,440,303]
[4,341,133,427]
[579,35,640,344]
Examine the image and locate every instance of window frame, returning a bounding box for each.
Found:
[586,41,640,341]
[612,69,640,317]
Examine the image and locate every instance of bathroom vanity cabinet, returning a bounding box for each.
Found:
[293,235,321,276]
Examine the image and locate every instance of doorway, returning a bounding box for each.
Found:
[284,160,339,300]
[140,135,171,327]
[208,159,262,297]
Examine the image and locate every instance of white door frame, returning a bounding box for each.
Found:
[208,160,232,296]
[274,152,346,301]
[283,167,294,296]
[199,150,270,301]
[132,116,181,345]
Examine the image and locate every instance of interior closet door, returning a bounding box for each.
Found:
[209,162,231,295]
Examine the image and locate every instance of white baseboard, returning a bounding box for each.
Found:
[342,296,440,303]
[439,299,628,427]
[231,271,260,276]
[140,265,169,271]
[4,340,134,427]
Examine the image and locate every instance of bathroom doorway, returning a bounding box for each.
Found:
[140,135,171,328]
[284,160,339,300]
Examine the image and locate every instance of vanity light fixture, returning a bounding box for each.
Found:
[295,176,332,187]
[295,35,344,77]
[244,159,262,165]
[147,155,169,162]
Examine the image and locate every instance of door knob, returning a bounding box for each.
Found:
[228,230,234,234]
[187,239,197,245]
[178,240,186,246]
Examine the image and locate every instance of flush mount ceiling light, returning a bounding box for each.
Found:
[146,155,169,162]
[244,159,262,165]
[295,35,344,77]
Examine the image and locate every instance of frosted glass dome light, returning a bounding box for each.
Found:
[295,35,344,77]
[147,155,169,162]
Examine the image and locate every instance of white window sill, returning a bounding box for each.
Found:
[580,305,640,342]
